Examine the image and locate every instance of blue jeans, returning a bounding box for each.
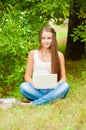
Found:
[20,82,70,105]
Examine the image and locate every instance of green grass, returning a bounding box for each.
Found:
[0,27,86,130]
[0,58,86,130]
[53,24,68,45]
[57,30,67,44]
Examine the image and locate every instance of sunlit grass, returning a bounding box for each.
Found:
[0,26,86,130]
[0,58,86,130]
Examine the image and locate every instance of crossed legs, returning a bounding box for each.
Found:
[20,82,70,105]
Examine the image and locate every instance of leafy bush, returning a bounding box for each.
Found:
[71,24,86,43]
[0,7,39,96]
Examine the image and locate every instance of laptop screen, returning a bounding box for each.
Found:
[33,74,57,89]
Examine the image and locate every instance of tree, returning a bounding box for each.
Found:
[65,0,86,60]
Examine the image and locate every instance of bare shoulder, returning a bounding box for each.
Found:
[28,50,35,59]
[26,50,34,62]
[28,49,39,60]
[28,49,38,56]
[28,50,34,56]
[58,51,64,59]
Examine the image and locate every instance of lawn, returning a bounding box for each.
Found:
[0,58,86,130]
[0,26,86,130]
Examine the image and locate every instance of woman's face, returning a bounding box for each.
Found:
[41,31,52,49]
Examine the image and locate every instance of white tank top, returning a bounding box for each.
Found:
[33,50,51,74]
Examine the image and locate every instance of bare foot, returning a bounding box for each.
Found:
[20,101,31,106]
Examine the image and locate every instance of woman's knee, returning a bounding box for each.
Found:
[57,82,70,92]
[63,82,70,90]
[20,82,31,92]
[58,82,70,98]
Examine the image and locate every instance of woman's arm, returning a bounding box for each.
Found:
[58,51,66,83]
[24,50,34,85]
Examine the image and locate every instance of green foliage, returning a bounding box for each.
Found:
[69,0,86,43]
[0,6,39,96]
[0,0,69,96]
[71,24,86,43]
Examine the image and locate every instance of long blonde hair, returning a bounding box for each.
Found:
[39,26,61,81]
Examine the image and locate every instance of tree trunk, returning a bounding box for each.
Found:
[65,1,85,60]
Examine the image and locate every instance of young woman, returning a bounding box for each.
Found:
[20,26,70,105]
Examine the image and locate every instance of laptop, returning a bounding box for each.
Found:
[33,74,57,89]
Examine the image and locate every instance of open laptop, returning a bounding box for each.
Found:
[33,74,57,89]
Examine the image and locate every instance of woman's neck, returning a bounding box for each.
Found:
[40,48,51,54]
[39,48,51,62]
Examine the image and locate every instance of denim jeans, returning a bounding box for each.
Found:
[20,82,70,105]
